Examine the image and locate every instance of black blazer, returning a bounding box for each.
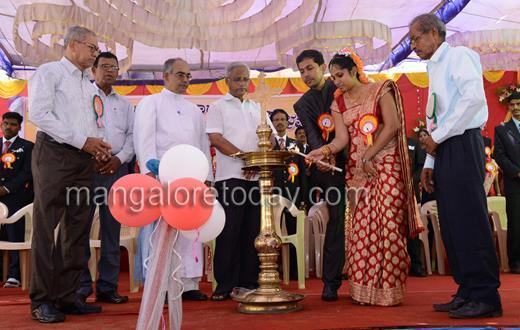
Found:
[407,137,425,200]
[272,136,308,207]
[493,120,520,195]
[0,136,34,212]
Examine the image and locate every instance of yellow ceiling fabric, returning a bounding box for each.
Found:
[483,71,505,83]
[251,78,288,91]
[0,79,26,99]
[405,73,429,88]
[216,79,229,95]
[289,78,309,93]
[146,85,164,94]
[368,73,402,82]
[113,85,137,96]
[186,82,212,95]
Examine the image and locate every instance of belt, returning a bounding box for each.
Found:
[38,132,84,153]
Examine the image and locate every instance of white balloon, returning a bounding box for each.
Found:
[180,200,225,243]
[158,144,209,184]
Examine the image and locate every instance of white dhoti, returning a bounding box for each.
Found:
[175,234,203,292]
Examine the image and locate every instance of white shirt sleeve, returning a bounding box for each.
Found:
[28,65,87,149]
[205,103,223,134]
[424,154,435,169]
[133,97,158,174]
[115,101,135,164]
[198,111,214,182]
[430,48,487,144]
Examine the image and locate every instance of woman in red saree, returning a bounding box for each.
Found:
[308,49,422,306]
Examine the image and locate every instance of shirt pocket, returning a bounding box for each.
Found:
[111,107,129,132]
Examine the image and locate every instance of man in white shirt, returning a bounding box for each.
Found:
[77,52,134,305]
[28,26,111,323]
[206,62,261,301]
[133,58,211,301]
[410,14,501,319]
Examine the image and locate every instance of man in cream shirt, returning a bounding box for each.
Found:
[133,58,211,301]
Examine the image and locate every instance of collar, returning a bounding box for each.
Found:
[60,57,84,75]
[161,88,184,99]
[512,117,520,128]
[93,82,116,97]
[277,134,287,141]
[223,93,249,103]
[2,135,18,145]
[429,42,450,63]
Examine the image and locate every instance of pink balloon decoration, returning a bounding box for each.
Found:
[108,174,163,227]
[160,178,214,230]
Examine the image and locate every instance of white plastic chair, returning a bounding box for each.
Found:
[307,201,329,278]
[0,203,33,290]
[272,195,307,289]
[487,196,509,272]
[420,201,447,275]
[88,207,140,292]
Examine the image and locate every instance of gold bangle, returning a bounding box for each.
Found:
[321,145,332,157]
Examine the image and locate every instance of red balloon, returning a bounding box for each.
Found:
[160,178,214,230]
[108,174,163,227]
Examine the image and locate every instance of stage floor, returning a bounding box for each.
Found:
[1,274,519,329]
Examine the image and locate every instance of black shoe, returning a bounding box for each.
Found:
[31,304,65,323]
[321,286,338,302]
[510,266,520,274]
[409,267,427,277]
[433,296,466,312]
[182,290,208,301]
[58,299,102,315]
[96,291,129,304]
[449,300,503,319]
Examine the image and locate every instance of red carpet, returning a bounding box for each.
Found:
[1,273,519,329]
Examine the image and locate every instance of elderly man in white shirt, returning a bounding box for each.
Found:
[76,52,134,305]
[206,62,261,301]
[28,26,111,323]
[133,58,211,301]
[410,14,501,319]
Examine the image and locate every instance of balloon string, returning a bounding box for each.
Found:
[143,219,160,274]
[170,230,184,300]
[192,230,200,263]
[161,312,166,330]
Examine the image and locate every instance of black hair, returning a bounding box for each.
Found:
[417,128,430,137]
[296,49,325,66]
[507,91,520,103]
[93,52,118,67]
[2,112,23,125]
[270,108,289,121]
[295,126,305,135]
[328,54,360,81]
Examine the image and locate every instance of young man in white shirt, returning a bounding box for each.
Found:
[410,13,501,319]
[206,62,261,301]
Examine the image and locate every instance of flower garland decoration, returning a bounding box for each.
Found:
[497,83,520,104]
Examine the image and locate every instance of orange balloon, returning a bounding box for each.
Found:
[161,178,214,230]
[108,174,163,227]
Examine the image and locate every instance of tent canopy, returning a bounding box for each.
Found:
[0,0,519,79]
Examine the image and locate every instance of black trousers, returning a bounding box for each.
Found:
[505,193,520,269]
[434,128,501,308]
[311,173,345,291]
[29,132,94,309]
[78,164,129,297]
[213,179,260,294]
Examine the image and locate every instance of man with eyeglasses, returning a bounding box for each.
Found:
[76,52,134,305]
[206,62,261,301]
[410,14,501,319]
[29,26,111,323]
[133,58,212,301]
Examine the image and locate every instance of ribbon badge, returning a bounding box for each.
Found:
[287,163,299,183]
[1,153,16,169]
[426,92,437,131]
[317,113,334,142]
[93,95,105,128]
[484,147,497,175]
[359,114,378,146]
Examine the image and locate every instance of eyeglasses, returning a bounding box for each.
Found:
[173,72,192,80]
[229,77,250,83]
[99,64,119,72]
[410,32,425,45]
[76,40,100,54]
